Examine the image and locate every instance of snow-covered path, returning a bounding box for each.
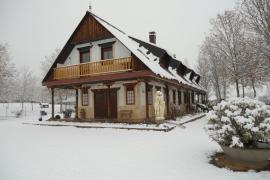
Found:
[0,117,269,180]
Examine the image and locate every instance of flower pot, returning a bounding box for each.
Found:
[221,145,270,166]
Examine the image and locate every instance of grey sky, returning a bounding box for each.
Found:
[0,0,237,77]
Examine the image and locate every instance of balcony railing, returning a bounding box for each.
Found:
[53,57,133,80]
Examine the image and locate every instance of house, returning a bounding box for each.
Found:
[42,10,207,123]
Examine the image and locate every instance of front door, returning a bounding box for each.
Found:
[94,89,108,119]
[94,89,118,120]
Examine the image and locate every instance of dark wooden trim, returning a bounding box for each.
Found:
[77,45,92,52]
[44,69,205,94]
[75,89,78,118]
[123,82,137,87]
[91,87,120,92]
[98,41,116,47]
[51,88,54,118]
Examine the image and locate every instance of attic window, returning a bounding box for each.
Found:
[98,41,115,60]
[78,46,91,63]
[101,46,113,60]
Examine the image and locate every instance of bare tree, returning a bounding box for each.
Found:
[40,48,73,112]
[0,43,15,102]
[240,0,270,79]
[209,10,248,97]
[15,66,35,110]
[198,36,229,101]
[240,0,270,53]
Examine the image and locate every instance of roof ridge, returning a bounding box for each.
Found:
[88,11,126,35]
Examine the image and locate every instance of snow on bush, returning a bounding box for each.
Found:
[205,97,270,148]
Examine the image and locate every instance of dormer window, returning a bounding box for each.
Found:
[78,46,91,63]
[98,41,115,60]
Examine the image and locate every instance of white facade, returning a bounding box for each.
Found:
[60,38,131,66]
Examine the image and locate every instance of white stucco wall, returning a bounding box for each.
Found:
[61,38,131,66]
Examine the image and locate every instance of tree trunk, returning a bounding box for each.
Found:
[223,81,226,100]
[235,79,240,97]
[242,84,245,98]
[252,79,257,98]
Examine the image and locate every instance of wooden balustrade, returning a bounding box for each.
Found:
[53,57,132,80]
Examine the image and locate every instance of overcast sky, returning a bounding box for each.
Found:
[0,0,237,77]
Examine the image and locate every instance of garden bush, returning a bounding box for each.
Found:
[205,97,270,148]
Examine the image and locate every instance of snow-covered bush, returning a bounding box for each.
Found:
[205,97,270,148]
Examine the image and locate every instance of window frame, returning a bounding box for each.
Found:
[101,46,113,60]
[98,41,115,60]
[81,88,89,106]
[126,85,135,105]
[78,46,91,63]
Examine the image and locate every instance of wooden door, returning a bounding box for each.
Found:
[94,89,118,120]
[109,89,117,119]
[94,90,108,119]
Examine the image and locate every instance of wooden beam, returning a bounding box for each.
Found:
[75,89,79,119]
[51,88,55,119]
[145,82,149,121]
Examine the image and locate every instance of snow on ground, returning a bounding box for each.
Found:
[0,104,270,180]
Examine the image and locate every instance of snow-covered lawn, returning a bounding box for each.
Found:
[0,105,269,180]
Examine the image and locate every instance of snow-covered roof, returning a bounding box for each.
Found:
[92,12,206,92]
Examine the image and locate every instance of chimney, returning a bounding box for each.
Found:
[149,31,156,44]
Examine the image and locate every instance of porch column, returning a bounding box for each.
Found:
[145,82,149,120]
[107,84,111,118]
[51,88,54,119]
[75,89,78,119]
[165,84,169,115]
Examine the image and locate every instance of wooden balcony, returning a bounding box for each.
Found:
[53,57,133,80]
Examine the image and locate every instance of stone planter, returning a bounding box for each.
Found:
[221,145,270,166]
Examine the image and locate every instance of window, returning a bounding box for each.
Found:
[78,46,91,63]
[126,86,135,105]
[101,46,113,60]
[147,86,153,105]
[173,90,176,104]
[98,41,115,60]
[81,88,89,106]
[178,90,182,105]
[192,92,195,104]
